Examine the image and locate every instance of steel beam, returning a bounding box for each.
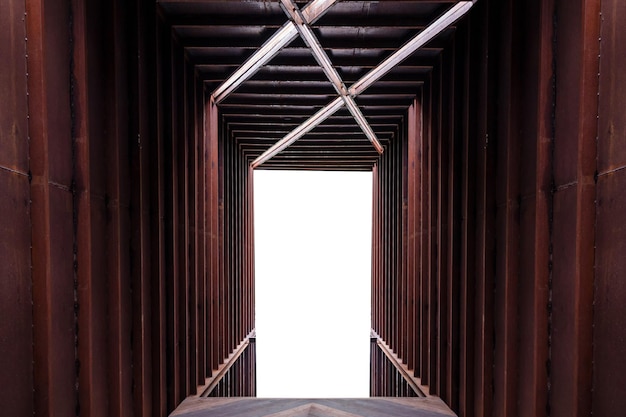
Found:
[252,1,476,167]
[211,0,338,103]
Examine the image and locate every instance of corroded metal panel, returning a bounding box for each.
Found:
[26,0,77,415]
[0,2,29,171]
[593,0,626,414]
[551,2,600,417]
[0,174,33,415]
[0,1,33,415]
[597,0,626,174]
[71,1,112,416]
[594,172,626,415]
[493,2,520,415]
[472,1,497,414]
[3,1,626,416]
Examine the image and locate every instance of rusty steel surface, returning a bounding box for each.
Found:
[4,0,259,414]
[2,0,626,416]
[72,1,108,417]
[551,1,600,417]
[514,1,553,416]
[0,2,32,416]
[493,2,521,416]
[457,24,474,416]
[593,0,626,414]
[25,1,77,416]
[372,0,499,412]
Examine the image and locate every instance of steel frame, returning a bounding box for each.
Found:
[250,1,476,167]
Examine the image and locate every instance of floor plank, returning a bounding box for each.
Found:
[171,397,457,417]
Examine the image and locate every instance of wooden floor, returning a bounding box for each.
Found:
[171,397,457,417]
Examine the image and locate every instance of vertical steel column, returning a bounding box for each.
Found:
[156,10,174,414]
[514,1,553,416]
[551,0,600,416]
[437,48,450,402]
[166,31,180,408]
[458,16,476,415]
[428,65,440,394]
[195,75,206,390]
[0,2,33,415]
[593,0,626,415]
[129,0,158,414]
[108,3,134,414]
[217,98,226,368]
[406,102,417,377]
[371,164,379,349]
[449,35,464,412]
[26,1,77,415]
[419,76,432,388]
[445,39,462,409]
[184,60,196,394]
[178,37,190,401]
[493,1,520,414]
[471,1,496,414]
[401,117,408,367]
[207,97,220,376]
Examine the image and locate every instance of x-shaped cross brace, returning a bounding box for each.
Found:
[210,0,477,168]
[278,0,384,156]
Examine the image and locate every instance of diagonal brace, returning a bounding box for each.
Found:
[211,0,339,104]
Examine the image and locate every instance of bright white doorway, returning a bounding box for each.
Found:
[254,170,372,398]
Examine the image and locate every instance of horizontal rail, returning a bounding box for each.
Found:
[198,329,256,397]
[371,329,428,397]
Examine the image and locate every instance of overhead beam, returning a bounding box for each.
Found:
[211,0,338,103]
[252,0,476,167]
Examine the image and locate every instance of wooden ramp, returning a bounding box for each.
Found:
[171,397,457,417]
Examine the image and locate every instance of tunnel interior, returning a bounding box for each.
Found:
[1,0,625,416]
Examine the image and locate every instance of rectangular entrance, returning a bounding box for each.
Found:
[254,170,372,397]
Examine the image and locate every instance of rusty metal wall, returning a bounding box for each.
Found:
[371,1,626,417]
[2,0,625,416]
[371,107,404,397]
[1,0,255,416]
[593,0,626,414]
[0,1,33,415]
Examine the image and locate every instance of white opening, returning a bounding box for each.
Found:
[254,170,372,398]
